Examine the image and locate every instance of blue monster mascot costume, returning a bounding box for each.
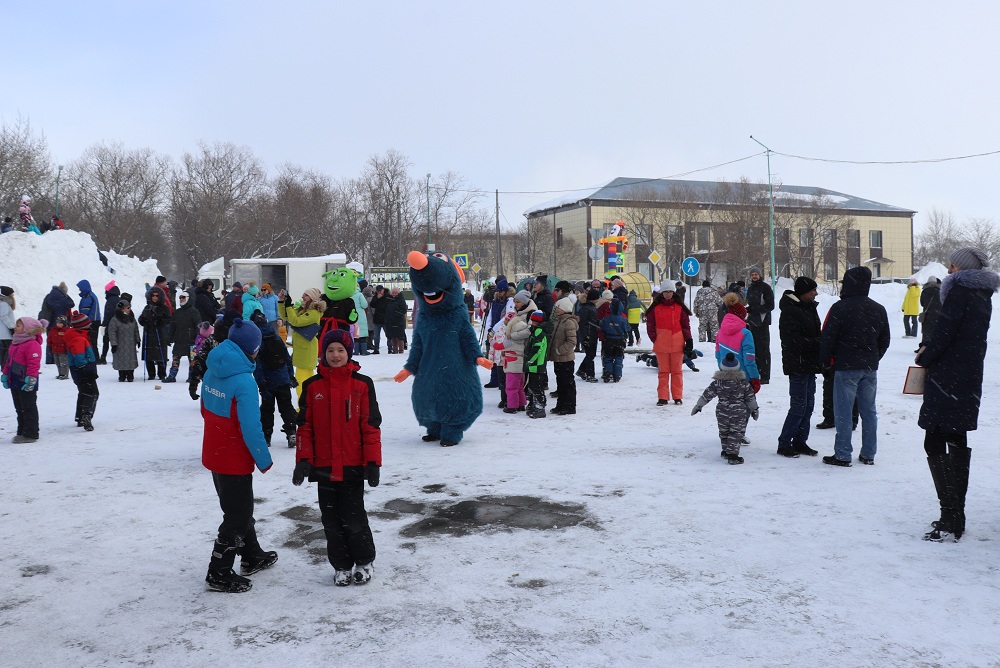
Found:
[394,250,493,446]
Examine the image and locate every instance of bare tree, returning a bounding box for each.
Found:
[913,208,962,268]
[775,192,857,281]
[961,217,1000,266]
[61,142,171,258]
[708,178,772,279]
[0,117,52,213]
[168,142,269,275]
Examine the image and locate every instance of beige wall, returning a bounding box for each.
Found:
[532,204,912,283]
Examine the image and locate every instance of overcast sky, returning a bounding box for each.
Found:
[7,1,999,232]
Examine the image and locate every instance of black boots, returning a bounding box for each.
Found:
[79,393,98,432]
[925,447,971,542]
[206,540,253,593]
[525,388,546,419]
[239,529,278,575]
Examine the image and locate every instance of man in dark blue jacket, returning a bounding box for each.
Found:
[818,266,890,466]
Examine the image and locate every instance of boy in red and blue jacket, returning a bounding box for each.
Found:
[66,311,100,430]
[200,318,275,593]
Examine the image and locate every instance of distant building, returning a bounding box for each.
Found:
[524,178,915,285]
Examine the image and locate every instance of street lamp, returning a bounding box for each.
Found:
[55,164,64,216]
[749,136,776,290]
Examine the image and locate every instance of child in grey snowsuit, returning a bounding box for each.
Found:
[691,352,759,465]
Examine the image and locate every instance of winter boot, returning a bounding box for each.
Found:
[526,389,546,419]
[353,562,374,585]
[75,394,83,427]
[127,370,134,382]
[287,432,296,449]
[925,454,962,541]
[79,393,98,432]
[334,569,353,586]
[602,372,612,383]
[239,528,278,575]
[118,371,127,382]
[206,540,252,593]
[951,445,971,536]
[163,367,178,383]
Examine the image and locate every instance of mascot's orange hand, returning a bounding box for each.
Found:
[394,369,412,383]
[476,357,494,370]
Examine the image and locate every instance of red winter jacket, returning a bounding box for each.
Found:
[48,326,69,354]
[296,362,382,482]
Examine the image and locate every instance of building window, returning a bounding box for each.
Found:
[824,260,838,282]
[869,230,883,253]
[847,229,860,248]
[697,226,711,251]
[823,229,836,247]
[799,228,813,251]
[556,227,563,249]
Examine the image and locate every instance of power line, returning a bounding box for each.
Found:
[774,148,1000,165]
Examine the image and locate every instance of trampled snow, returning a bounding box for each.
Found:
[2,232,1000,667]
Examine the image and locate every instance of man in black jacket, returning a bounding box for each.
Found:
[745,268,775,383]
[368,285,390,354]
[818,266,890,467]
[776,277,822,458]
[532,275,554,319]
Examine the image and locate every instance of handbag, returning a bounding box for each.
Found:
[903,365,926,395]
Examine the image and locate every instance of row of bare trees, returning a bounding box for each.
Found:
[914,208,1000,269]
[0,118,535,281]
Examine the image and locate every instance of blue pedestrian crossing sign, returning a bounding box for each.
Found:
[682,256,701,277]
[453,254,469,268]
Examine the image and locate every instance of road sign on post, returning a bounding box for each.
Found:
[648,249,661,265]
[681,256,701,277]
[453,254,469,268]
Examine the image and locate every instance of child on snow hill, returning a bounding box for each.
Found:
[201,318,276,594]
[66,311,100,431]
[249,310,299,448]
[106,300,141,382]
[2,316,47,443]
[598,298,629,383]
[292,329,382,587]
[691,352,760,465]
[524,310,549,419]
[49,315,71,379]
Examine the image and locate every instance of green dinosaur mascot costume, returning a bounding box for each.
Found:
[394,250,493,446]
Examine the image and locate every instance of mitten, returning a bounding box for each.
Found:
[21,376,37,392]
[111,345,118,354]
[1,374,8,389]
[684,339,694,355]
[290,376,298,388]
[394,369,412,383]
[189,384,199,400]
[292,460,312,486]
[691,405,701,415]
[751,409,759,421]
[366,462,380,487]
[750,378,761,393]
[476,358,494,370]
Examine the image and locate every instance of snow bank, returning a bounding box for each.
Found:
[0,229,161,319]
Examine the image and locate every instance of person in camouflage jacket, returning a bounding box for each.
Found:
[691,352,759,465]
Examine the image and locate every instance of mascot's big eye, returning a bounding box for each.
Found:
[432,252,448,261]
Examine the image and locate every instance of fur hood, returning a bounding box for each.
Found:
[712,368,748,382]
[940,268,1000,304]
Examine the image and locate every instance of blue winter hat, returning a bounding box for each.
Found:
[721,352,740,369]
[496,279,509,292]
[228,318,262,357]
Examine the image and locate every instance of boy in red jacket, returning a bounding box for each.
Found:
[293,329,382,587]
[66,311,100,430]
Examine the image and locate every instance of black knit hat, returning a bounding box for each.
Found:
[794,276,818,297]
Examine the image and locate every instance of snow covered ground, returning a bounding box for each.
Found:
[3,235,1000,666]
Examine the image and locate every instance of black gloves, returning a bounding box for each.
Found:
[111,345,118,354]
[366,462,380,487]
[290,377,298,388]
[189,384,199,400]
[292,460,312,486]
[684,339,694,355]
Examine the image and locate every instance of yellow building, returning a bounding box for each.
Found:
[524,178,915,286]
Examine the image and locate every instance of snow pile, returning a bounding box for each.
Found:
[912,261,948,283]
[0,229,161,318]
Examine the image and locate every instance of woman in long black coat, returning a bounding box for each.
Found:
[383,290,409,354]
[915,248,1000,542]
[138,286,172,380]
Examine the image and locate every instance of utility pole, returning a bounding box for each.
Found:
[426,173,433,250]
[750,136,777,290]
[396,185,402,264]
[495,189,503,276]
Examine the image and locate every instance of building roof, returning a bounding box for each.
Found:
[524,177,915,216]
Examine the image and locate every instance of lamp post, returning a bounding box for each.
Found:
[425,173,433,251]
[749,136,776,290]
[55,164,64,216]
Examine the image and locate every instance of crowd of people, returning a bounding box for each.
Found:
[2,244,996,594]
[1,195,65,235]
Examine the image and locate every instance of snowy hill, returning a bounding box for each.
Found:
[0,229,162,318]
